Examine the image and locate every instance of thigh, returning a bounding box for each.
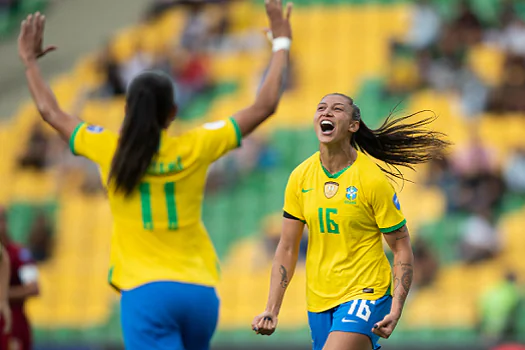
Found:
[121,284,185,350]
[308,310,334,350]
[323,331,371,350]
[330,296,392,350]
[179,285,220,350]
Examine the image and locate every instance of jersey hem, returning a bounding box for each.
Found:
[69,122,85,156]
[380,219,407,233]
[112,278,217,292]
[229,117,242,147]
[307,288,392,313]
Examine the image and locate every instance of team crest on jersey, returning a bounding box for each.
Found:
[345,186,358,204]
[324,181,339,199]
[87,125,104,133]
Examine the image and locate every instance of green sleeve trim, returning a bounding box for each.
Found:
[380,219,407,233]
[69,122,85,156]
[229,117,242,147]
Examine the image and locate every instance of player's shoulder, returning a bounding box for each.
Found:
[75,123,118,146]
[356,152,388,182]
[290,152,320,179]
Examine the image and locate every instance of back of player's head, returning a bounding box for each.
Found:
[109,70,177,196]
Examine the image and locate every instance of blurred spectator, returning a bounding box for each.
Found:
[180,2,209,51]
[94,42,126,97]
[171,47,211,109]
[121,41,154,89]
[404,0,441,50]
[452,131,497,177]
[0,208,40,350]
[503,147,525,194]
[453,0,483,47]
[262,213,307,265]
[493,345,525,350]
[425,156,464,212]
[27,212,53,262]
[500,15,525,56]
[412,238,439,288]
[0,0,19,13]
[488,54,525,113]
[460,208,500,263]
[18,123,50,171]
[478,272,523,343]
[206,135,278,193]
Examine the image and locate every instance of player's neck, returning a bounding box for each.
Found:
[319,143,357,175]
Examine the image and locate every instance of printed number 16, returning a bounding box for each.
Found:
[318,208,339,234]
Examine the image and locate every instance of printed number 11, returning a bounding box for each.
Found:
[139,182,178,230]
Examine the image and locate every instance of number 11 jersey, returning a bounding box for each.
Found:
[69,118,242,291]
[283,151,406,313]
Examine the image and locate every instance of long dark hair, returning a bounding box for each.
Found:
[109,71,175,196]
[330,93,450,181]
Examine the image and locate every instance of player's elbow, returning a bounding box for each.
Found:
[253,100,278,118]
[37,101,60,123]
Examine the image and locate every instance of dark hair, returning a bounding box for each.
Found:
[109,71,175,196]
[328,93,450,181]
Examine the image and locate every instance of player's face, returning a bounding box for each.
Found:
[314,95,359,145]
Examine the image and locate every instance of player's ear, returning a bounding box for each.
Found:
[348,120,359,133]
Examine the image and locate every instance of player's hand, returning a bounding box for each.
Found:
[372,313,399,339]
[252,311,278,336]
[18,12,57,65]
[265,0,293,39]
[0,302,11,334]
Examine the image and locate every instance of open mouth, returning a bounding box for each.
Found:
[320,120,335,135]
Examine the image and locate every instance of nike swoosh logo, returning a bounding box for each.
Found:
[341,318,358,323]
[301,188,314,193]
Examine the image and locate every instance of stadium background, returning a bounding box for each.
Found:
[1,0,525,349]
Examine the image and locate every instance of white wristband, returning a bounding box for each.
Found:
[272,37,291,52]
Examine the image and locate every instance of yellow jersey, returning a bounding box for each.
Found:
[283,151,406,312]
[69,118,242,291]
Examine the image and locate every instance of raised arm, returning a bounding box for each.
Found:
[252,217,304,336]
[373,225,414,339]
[18,13,81,142]
[232,0,293,137]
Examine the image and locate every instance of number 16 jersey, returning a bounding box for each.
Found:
[283,151,406,313]
[69,118,242,291]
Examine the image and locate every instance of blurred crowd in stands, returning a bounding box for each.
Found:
[0,0,20,13]
[385,0,525,344]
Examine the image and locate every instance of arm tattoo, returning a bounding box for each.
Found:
[279,265,288,289]
[396,235,409,241]
[393,262,413,314]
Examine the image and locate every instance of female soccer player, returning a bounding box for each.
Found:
[17,1,292,348]
[253,94,449,350]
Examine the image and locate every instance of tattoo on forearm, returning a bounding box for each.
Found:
[279,265,288,289]
[393,262,413,314]
[396,235,408,241]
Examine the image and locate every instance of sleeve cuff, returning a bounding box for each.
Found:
[69,122,85,156]
[283,210,306,224]
[229,117,242,148]
[380,219,407,233]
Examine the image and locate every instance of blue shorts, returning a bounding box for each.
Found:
[308,295,392,350]
[120,281,219,350]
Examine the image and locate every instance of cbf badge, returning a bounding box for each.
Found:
[324,182,339,199]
